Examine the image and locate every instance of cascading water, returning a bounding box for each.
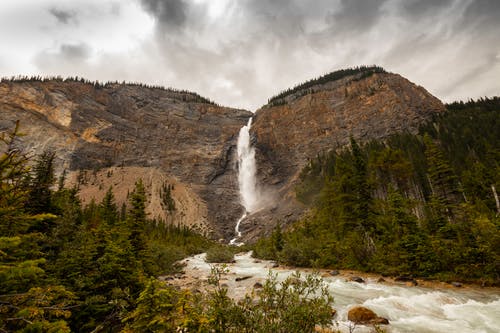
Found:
[230,118,259,245]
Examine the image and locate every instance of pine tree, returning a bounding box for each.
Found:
[350,138,373,229]
[100,186,118,226]
[271,222,284,253]
[27,150,56,214]
[424,134,462,206]
[423,134,463,226]
[0,121,30,236]
[0,123,74,332]
[128,179,147,256]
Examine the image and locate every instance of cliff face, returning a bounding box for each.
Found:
[0,70,446,241]
[243,72,445,239]
[0,80,251,238]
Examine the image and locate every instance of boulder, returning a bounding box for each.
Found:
[330,270,340,276]
[350,276,365,283]
[372,317,390,325]
[348,306,389,325]
[235,276,252,282]
[394,275,414,282]
[395,275,418,285]
[253,282,263,289]
[451,282,463,288]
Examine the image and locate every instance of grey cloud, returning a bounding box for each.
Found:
[140,0,187,28]
[35,43,91,71]
[59,44,90,61]
[328,0,388,32]
[49,8,75,24]
[462,0,500,27]
[130,0,500,108]
[402,0,453,17]
[26,0,500,110]
[240,0,336,37]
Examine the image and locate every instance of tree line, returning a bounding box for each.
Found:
[266,65,386,107]
[0,75,218,106]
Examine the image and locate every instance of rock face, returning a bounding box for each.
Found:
[242,71,445,239]
[0,69,446,241]
[0,79,251,238]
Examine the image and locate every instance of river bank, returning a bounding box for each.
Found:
[166,251,500,333]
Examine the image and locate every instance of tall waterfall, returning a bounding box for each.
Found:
[230,118,259,245]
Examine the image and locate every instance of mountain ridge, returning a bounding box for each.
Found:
[0,78,251,239]
[244,70,445,239]
[0,67,446,240]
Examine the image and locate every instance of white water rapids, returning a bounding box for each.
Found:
[223,119,499,331]
[230,118,259,245]
[181,252,500,333]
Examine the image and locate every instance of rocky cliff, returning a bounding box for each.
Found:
[241,70,445,239]
[0,79,251,239]
[0,68,446,242]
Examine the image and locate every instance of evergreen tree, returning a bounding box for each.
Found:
[128,179,147,256]
[100,186,118,226]
[0,124,74,332]
[424,134,462,206]
[423,134,463,232]
[27,150,56,214]
[350,137,373,230]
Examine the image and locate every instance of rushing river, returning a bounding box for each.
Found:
[181,252,500,333]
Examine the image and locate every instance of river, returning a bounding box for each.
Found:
[179,252,500,333]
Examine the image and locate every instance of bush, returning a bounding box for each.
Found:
[205,245,235,263]
[125,267,336,332]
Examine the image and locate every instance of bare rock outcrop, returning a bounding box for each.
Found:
[0,79,251,239]
[0,69,447,241]
[244,71,445,239]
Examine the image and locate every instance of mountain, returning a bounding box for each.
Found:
[243,67,445,239]
[2,72,497,332]
[0,68,445,240]
[0,78,251,239]
[252,96,500,283]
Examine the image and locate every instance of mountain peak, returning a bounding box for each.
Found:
[266,65,386,107]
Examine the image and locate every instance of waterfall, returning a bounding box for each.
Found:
[230,118,259,245]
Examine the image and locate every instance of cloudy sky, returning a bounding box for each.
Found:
[0,0,499,110]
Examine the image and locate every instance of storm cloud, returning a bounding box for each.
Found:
[49,8,76,24]
[140,0,187,29]
[0,0,499,110]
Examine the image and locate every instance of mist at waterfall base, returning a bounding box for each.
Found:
[230,118,271,245]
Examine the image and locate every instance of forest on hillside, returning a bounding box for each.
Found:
[266,65,386,107]
[0,122,333,332]
[1,96,499,331]
[254,97,500,284]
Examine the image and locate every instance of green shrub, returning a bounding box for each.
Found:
[205,245,235,263]
[124,267,335,333]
